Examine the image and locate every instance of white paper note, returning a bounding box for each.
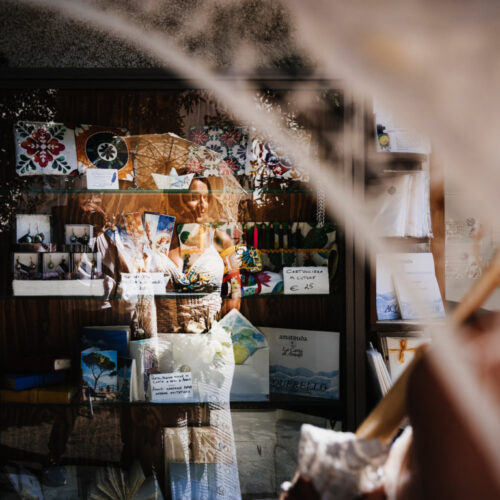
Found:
[120,272,168,297]
[150,372,193,402]
[86,169,119,190]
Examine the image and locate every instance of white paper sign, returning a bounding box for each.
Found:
[283,267,329,295]
[86,169,119,190]
[120,272,168,296]
[150,372,193,402]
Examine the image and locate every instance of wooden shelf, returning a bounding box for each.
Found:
[3,188,316,195]
[381,236,431,244]
[2,394,344,419]
[3,292,332,300]
[371,319,446,332]
[367,151,428,164]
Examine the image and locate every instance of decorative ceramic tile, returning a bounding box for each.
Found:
[189,126,249,175]
[75,124,134,181]
[14,121,77,176]
[246,129,312,182]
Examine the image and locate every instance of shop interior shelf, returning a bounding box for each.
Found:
[1,187,317,195]
[367,151,428,164]
[4,292,333,300]
[0,396,344,413]
[371,319,447,332]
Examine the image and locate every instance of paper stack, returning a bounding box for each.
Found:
[368,171,432,238]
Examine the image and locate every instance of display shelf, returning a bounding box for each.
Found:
[0,400,210,409]
[371,319,446,332]
[0,397,343,410]
[367,151,428,164]
[381,236,432,244]
[1,187,316,195]
[0,398,344,424]
[232,395,343,411]
[12,279,105,297]
[0,83,354,500]
[4,291,333,300]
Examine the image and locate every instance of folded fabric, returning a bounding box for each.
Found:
[75,123,134,181]
[191,427,235,464]
[246,130,312,182]
[189,126,249,176]
[14,121,78,176]
[219,244,262,275]
[164,427,191,463]
[240,270,284,296]
[169,463,241,500]
[298,425,389,500]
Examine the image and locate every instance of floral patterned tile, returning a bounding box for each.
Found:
[189,126,249,175]
[246,130,312,182]
[14,121,78,176]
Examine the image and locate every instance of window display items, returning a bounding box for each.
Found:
[14,121,78,176]
[143,212,176,271]
[376,252,444,321]
[153,176,245,333]
[43,252,70,279]
[151,169,194,190]
[75,124,134,181]
[86,462,164,499]
[168,463,240,500]
[159,323,234,404]
[367,171,432,238]
[16,214,51,248]
[13,252,40,279]
[81,325,130,357]
[1,371,67,391]
[237,221,338,274]
[218,309,269,401]
[81,348,118,401]
[130,338,160,401]
[72,252,102,279]
[172,223,226,294]
[0,384,77,404]
[373,100,431,154]
[380,336,431,382]
[246,129,312,182]
[128,133,233,189]
[240,270,284,296]
[261,327,340,400]
[188,126,249,176]
[64,224,93,246]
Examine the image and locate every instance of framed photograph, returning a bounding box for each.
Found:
[16,214,51,246]
[72,252,102,279]
[64,224,94,246]
[43,252,70,279]
[13,252,40,279]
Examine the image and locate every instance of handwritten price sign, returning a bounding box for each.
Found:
[120,272,168,297]
[283,267,329,295]
[150,372,193,402]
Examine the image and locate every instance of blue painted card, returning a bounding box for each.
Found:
[81,326,130,357]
